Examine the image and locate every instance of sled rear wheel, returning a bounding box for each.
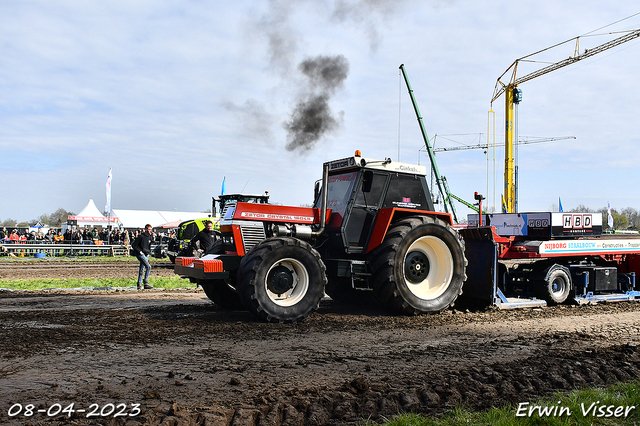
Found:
[536,264,572,305]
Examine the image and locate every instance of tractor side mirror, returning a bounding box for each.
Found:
[314,180,321,201]
[362,170,373,193]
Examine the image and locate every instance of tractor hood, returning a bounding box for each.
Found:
[231,202,330,225]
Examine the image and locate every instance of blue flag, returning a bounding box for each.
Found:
[221,177,226,196]
[558,197,563,212]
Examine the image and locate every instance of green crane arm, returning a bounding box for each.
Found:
[449,193,486,214]
[399,64,458,223]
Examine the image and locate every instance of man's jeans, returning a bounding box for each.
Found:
[136,254,151,282]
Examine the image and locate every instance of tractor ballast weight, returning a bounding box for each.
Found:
[174,152,468,322]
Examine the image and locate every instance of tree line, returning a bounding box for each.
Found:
[568,205,639,230]
[1,208,75,228]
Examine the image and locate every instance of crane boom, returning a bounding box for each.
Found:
[433,136,576,152]
[449,193,485,214]
[492,29,640,103]
[491,27,640,213]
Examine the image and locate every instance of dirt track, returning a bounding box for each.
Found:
[1,260,640,425]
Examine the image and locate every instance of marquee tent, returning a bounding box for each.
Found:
[111,209,206,229]
[67,200,206,229]
[67,199,119,228]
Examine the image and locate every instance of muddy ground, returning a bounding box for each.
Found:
[0,260,639,425]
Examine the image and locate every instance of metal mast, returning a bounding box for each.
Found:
[399,64,458,223]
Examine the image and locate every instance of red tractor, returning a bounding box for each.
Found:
[174,151,467,322]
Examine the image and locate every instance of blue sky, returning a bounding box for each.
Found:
[2,1,640,223]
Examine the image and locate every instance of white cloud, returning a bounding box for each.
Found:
[1,1,640,222]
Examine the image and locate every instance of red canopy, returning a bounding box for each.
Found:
[156,220,182,229]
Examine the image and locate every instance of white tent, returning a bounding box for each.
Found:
[67,200,206,229]
[77,199,104,217]
[112,209,207,229]
[67,199,119,228]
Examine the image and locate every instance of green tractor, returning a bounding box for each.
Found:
[166,193,270,263]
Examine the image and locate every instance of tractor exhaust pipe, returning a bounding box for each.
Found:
[313,162,329,237]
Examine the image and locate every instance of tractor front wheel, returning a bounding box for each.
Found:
[236,237,327,323]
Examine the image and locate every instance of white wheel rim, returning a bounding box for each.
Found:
[265,258,310,306]
[403,236,454,300]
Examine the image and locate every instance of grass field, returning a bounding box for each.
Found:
[0,256,185,290]
[0,255,159,262]
[376,381,639,425]
[0,276,189,290]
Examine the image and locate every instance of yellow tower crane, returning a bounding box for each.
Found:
[491,27,640,213]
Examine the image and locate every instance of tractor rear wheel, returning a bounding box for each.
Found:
[199,278,245,310]
[370,216,467,314]
[236,237,327,323]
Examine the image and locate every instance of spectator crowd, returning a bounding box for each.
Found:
[0,227,174,246]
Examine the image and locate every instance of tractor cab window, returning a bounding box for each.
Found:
[354,171,387,208]
[318,171,358,224]
[382,173,432,210]
[343,171,389,250]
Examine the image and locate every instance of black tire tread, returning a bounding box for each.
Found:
[536,264,572,306]
[370,216,467,315]
[236,237,327,323]
[200,279,245,310]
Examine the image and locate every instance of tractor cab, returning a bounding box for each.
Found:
[315,152,434,255]
[214,193,270,218]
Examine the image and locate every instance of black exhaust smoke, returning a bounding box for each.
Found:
[284,54,350,152]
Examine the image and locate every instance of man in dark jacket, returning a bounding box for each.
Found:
[189,220,217,256]
[131,224,154,290]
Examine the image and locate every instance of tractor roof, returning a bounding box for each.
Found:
[217,193,270,201]
[326,155,427,176]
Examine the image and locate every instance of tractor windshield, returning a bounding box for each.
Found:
[317,171,358,224]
